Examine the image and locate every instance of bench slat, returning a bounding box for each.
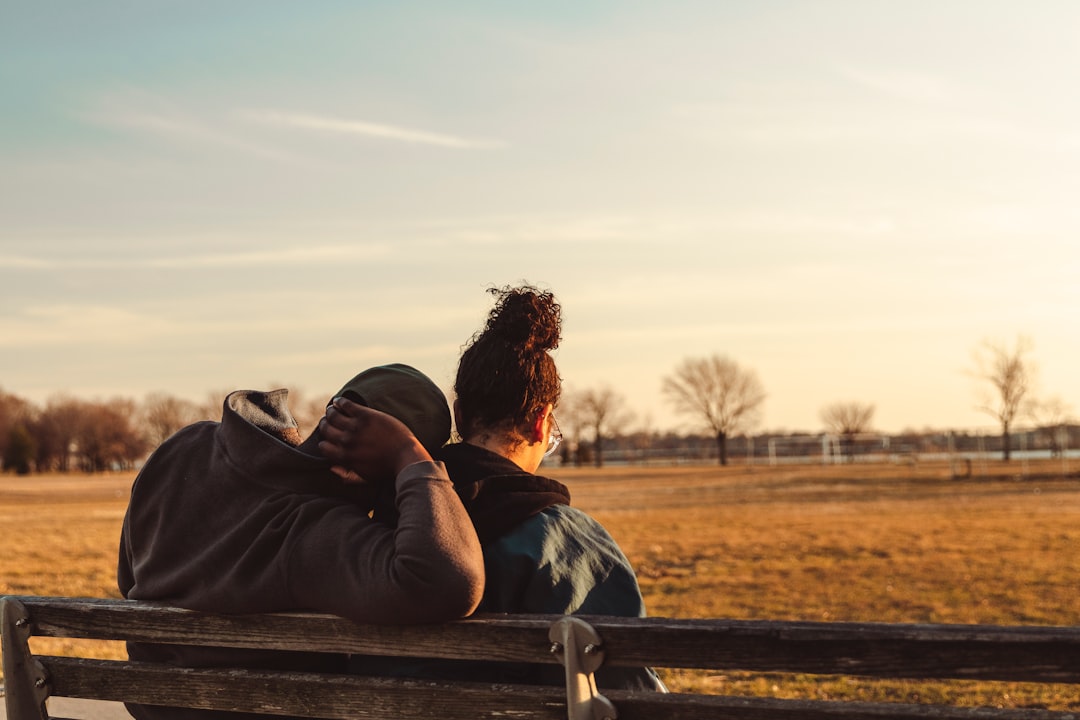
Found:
[19,597,1080,682]
[42,657,1080,720]
[23,596,560,664]
[598,618,1080,683]
[43,657,568,720]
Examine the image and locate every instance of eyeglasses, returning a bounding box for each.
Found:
[544,414,563,458]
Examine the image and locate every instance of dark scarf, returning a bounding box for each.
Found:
[436,443,571,545]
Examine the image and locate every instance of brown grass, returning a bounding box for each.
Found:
[2,459,1078,709]
[550,459,1080,709]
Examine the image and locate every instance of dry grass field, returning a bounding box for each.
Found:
[554,458,1080,709]
[1,458,1078,710]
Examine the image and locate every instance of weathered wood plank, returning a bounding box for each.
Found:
[16,597,1080,682]
[19,596,561,664]
[43,657,567,720]
[582,616,1080,683]
[42,658,1080,720]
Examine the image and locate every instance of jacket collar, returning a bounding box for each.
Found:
[436,442,571,544]
[220,389,350,497]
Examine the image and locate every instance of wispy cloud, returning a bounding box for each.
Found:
[101,110,307,164]
[86,91,311,165]
[0,243,391,271]
[141,244,391,269]
[242,110,506,149]
[0,305,156,348]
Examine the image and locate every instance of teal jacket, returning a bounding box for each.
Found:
[478,503,664,690]
[482,504,648,616]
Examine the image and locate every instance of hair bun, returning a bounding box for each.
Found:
[484,284,561,353]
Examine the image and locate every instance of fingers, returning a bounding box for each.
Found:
[318,400,367,451]
[318,416,358,466]
[316,420,348,463]
[318,410,351,441]
[317,437,345,464]
[321,398,362,432]
[329,395,365,417]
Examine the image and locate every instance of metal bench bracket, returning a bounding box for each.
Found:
[548,616,618,720]
[1,597,50,720]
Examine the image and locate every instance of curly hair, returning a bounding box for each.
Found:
[454,284,562,443]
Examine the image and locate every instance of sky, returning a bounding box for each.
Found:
[2,1,1079,435]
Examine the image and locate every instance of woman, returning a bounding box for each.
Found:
[435,284,664,691]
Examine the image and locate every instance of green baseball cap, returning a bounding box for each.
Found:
[332,363,451,454]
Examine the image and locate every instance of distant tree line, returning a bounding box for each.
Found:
[0,387,329,475]
[1,392,151,474]
[1,337,1074,474]
[0,391,205,474]
[557,339,1072,468]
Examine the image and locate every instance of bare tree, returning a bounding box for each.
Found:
[0,388,34,471]
[1031,396,1074,458]
[553,389,588,466]
[972,337,1035,462]
[198,389,232,422]
[819,401,875,461]
[142,392,202,448]
[3,423,36,475]
[75,397,148,472]
[33,394,84,472]
[662,355,766,465]
[575,386,634,467]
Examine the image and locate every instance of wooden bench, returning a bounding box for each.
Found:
[3,595,1079,720]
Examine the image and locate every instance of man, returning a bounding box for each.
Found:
[118,363,484,720]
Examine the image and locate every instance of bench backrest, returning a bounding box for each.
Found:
[4,595,1080,720]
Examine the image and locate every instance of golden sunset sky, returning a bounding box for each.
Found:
[3,2,1078,434]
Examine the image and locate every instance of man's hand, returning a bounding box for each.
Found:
[318,397,433,484]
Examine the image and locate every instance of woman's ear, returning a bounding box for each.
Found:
[531,403,553,444]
